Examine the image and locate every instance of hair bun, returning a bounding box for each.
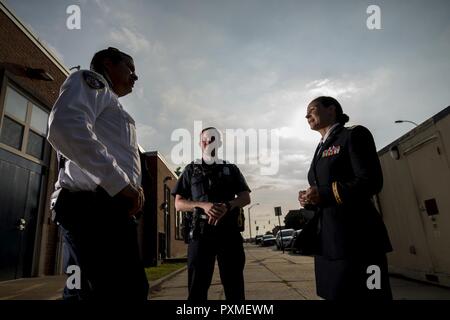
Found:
[339,113,350,124]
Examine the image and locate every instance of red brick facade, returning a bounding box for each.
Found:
[0,3,186,280]
[140,152,187,266]
[0,4,68,278]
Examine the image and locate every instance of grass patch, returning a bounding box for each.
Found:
[145,262,186,282]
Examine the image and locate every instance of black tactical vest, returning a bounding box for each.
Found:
[189,162,239,229]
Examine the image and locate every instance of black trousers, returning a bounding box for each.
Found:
[187,228,245,302]
[58,188,149,300]
[314,254,392,300]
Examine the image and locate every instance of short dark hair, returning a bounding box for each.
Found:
[200,127,221,141]
[201,127,218,134]
[90,47,132,75]
[310,96,350,125]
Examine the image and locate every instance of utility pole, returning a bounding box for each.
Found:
[247,203,259,240]
[274,206,284,253]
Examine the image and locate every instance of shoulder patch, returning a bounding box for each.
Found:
[83,71,105,89]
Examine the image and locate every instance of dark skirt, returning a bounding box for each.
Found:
[314,254,392,300]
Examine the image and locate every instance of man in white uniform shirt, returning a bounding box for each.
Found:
[47,47,148,300]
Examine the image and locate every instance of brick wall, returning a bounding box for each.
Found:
[0,11,67,108]
[155,156,186,258]
[140,152,187,265]
[0,8,67,276]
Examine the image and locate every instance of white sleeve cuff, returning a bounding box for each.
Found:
[100,167,130,197]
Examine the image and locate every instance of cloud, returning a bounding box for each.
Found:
[41,40,65,62]
[7,0,450,238]
[94,0,111,15]
[253,185,277,191]
[136,123,158,151]
[109,27,152,54]
[306,77,359,98]
[281,153,310,163]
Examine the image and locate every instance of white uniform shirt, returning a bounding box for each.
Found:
[47,70,141,197]
[321,123,340,144]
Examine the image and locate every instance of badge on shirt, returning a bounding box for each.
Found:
[223,167,230,175]
[322,145,341,158]
[83,71,105,89]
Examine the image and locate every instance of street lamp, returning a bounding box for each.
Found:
[395,120,418,127]
[248,203,260,240]
[163,176,172,184]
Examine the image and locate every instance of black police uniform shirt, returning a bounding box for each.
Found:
[308,124,393,260]
[172,160,251,229]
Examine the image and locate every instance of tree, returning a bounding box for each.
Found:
[284,210,306,230]
[272,225,283,236]
[174,166,182,177]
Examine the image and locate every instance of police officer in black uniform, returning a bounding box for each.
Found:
[299,96,393,300]
[172,127,251,301]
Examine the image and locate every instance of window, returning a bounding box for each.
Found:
[30,104,48,135]
[4,87,27,121]
[0,86,49,161]
[0,116,24,149]
[27,130,45,159]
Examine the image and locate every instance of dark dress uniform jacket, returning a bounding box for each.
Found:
[308,125,393,300]
[308,124,392,260]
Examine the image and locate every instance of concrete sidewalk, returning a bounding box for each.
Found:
[150,244,450,300]
[0,273,184,300]
[2,244,450,300]
[151,244,319,300]
[0,276,65,300]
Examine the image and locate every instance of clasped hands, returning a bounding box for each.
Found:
[298,186,321,207]
[201,202,229,225]
[118,184,145,217]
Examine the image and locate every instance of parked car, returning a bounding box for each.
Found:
[275,228,295,250]
[261,234,276,247]
[290,229,303,253]
[254,235,264,245]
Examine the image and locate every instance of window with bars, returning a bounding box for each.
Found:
[0,85,49,161]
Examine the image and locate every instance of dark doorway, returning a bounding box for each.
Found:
[0,149,45,281]
[158,232,166,260]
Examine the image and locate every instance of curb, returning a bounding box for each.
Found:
[148,266,188,292]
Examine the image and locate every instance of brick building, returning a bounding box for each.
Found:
[140,151,187,266]
[0,2,187,281]
[0,1,68,281]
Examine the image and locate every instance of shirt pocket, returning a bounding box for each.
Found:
[121,109,137,147]
[221,173,234,191]
[191,175,206,200]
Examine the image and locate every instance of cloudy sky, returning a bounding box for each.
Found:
[5,0,450,236]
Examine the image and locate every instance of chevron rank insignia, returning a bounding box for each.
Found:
[322,145,341,158]
[83,71,105,89]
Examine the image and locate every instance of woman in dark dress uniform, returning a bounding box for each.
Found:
[299,96,393,300]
